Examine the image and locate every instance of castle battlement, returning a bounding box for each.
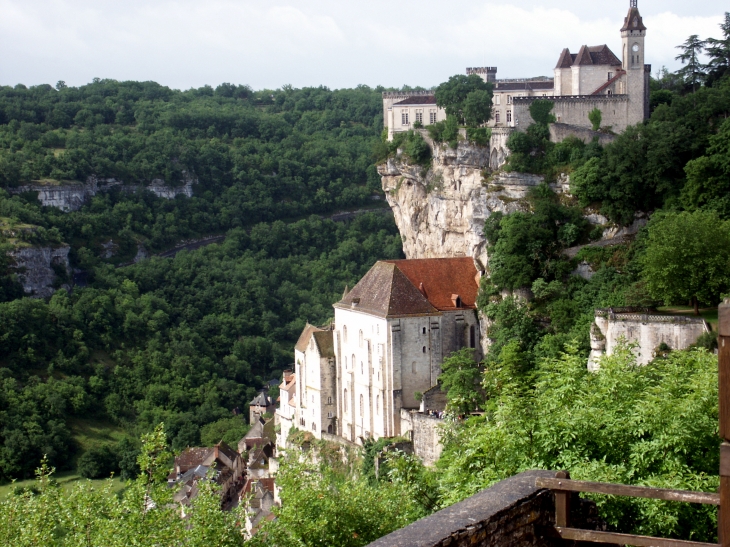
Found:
[512,94,628,102]
[382,90,434,99]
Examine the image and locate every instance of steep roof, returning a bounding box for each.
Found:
[621,6,646,32]
[554,45,621,69]
[295,323,319,353]
[250,391,273,407]
[385,258,479,311]
[335,261,437,317]
[334,258,479,317]
[176,447,213,472]
[393,95,436,106]
[312,330,335,358]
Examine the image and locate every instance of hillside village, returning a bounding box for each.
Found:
[1,0,730,544]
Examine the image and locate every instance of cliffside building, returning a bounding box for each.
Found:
[385,1,650,139]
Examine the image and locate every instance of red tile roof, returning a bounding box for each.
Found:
[335,258,479,317]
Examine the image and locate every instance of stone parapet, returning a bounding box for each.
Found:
[366,470,606,547]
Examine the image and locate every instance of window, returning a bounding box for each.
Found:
[376,395,379,414]
[494,95,501,105]
[507,95,512,105]
[495,112,500,124]
[506,110,512,123]
[401,110,409,125]
[422,346,426,353]
[359,330,363,348]
[415,110,423,123]
[328,411,333,418]
[312,422,316,431]
[360,394,364,417]
[344,390,348,411]
[344,355,348,369]
[470,325,476,348]
[343,325,347,343]
[429,110,437,124]
[361,361,364,375]
[422,327,426,335]
[608,72,613,81]
[327,424,333,433]
[328,396,332,404]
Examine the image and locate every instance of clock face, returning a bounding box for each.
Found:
[632,44,640,52]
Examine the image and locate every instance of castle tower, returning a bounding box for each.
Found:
[621,0,650,123]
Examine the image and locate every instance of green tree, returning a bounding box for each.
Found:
[705,13,730,83]
[640,210,730,314]
[434,74,493,126]
[438,348,482,414]
[676,35,707,93]
[588,107,602,131]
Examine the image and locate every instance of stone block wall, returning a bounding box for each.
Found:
[514,95,631,134]
[366,470,606,547]
[548,123,616,146]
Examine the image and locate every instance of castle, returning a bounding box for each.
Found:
[384,1,650,141]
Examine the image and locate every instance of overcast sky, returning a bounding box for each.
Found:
[1,0,726,91]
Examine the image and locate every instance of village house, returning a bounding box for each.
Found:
[275,369,296,449]
[249,390,276,424]
[168,442,245,509]
[385,1,649,138]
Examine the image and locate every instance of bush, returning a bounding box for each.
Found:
[77,445,118,479]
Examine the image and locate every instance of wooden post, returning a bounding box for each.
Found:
[555,470,571,528]
[718,299,730,546]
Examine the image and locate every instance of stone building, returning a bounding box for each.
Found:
[385,1,650,138]
[274,370,296,449]
[249,391,275,424]
[588,308,710,369]
[333,258,481,442]
[293,324,337,439]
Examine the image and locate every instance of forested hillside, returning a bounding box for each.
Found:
[0,81,402,479]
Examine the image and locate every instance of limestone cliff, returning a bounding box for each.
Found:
[10,245,70,298]
[8,173,195,212]
[378,134,542,269]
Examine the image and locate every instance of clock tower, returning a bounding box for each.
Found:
[621,0,650,123]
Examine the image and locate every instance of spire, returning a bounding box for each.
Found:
[630,0,637,7]
[621,1,646,32]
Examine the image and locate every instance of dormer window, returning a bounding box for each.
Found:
[451,294,462,308]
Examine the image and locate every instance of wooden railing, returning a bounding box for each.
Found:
[536,298,730,547]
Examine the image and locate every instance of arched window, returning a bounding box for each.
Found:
[422,346,426,353]
[470,325,476,348]
[344,390,348,411]
[344,355,348,369]
[343,325,348,343]
[361,361,364,375]
[422,326,426,334]
[359,330,363,347]
[360,394,364,417]
[312,422,316,431]
[351,354,355,371]
[327,424,333,434]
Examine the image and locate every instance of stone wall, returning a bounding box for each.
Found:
[514,95,631,134]
[548,123,616,146]
[366,470,606,547]
[10,245,70,298]
[589,309,710,369]
[400,409,443,467]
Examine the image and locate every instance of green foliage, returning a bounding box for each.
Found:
[434,75,493,126]
[485,185,586,291]
[506,101,572,175]
[529,100,556,126]
[640,210,730,311]
[705,13,730,85]
[0,424,247,546]
[427,115,460,148]
[77,444,118,479]
[249,453,425,547]
[377,130,431,166]
[465,126,491,146]
[682,117,730,215]
[438,348,482,414]
[0,212,403,479]
[588,108,603,131]
[676,35,707,92]
[200,417,250,448]
[437,345,719,541]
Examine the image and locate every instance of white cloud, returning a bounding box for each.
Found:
[0,0,726,89]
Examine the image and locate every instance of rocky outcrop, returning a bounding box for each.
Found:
[8,173,195,212]
[379,134,541,269]
[10,245,70,298]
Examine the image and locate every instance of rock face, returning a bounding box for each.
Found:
[10,245,70,298]
[9,174,195,212]
[379,134,541,269]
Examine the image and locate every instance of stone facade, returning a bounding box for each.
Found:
[366,470,607,547]
[588,308,710,369]
[400,409,443,467]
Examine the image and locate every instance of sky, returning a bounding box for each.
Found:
[0,0,726,91]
